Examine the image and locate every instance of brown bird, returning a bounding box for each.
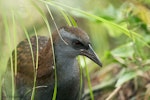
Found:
[3,26,102,100]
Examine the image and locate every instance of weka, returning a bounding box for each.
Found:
[3,26,102,100]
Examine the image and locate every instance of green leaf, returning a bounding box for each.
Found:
[111,42,134,58]
[116,70,137,87]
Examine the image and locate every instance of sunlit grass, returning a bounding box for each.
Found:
[3,13,15,100]
[23,26,36,99]
[30,27,39,100]
[84,57,94,100]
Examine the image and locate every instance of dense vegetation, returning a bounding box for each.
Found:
[0,0,150,100]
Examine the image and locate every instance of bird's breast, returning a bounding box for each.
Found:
[55,58,81,100]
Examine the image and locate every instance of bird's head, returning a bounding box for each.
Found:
[53,26,102,67]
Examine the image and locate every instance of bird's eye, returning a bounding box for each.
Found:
[72,40,84,49]
[73,40,82,45]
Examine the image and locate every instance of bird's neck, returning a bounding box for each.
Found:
[55,48,80,82]
[54,54,81,100]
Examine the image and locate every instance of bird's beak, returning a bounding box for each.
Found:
[80,44,102,67]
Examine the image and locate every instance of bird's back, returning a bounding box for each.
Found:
[13,36,50,84]
[3,36,53,99]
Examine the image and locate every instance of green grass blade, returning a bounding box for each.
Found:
[23,28,36,72]
[31,27,39,100]
[84,57,94,100]
[68,15,78,27]
[22,26,36,98]
[45,5,58,100]
[12,10,17,76]
[60,10,72,26]
[3,14,15,100]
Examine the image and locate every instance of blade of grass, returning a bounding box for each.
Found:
[31,27,39,100]
[44,3,58,100]
[3,14,15,100]
[84,57,94,100]
[12,10,17,76]
[68,15,78,27]
[60,10,72,26]
[22,26,36,98]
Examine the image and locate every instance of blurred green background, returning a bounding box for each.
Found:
[0,0,150,99]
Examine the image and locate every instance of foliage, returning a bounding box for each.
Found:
[0,0,150,100]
